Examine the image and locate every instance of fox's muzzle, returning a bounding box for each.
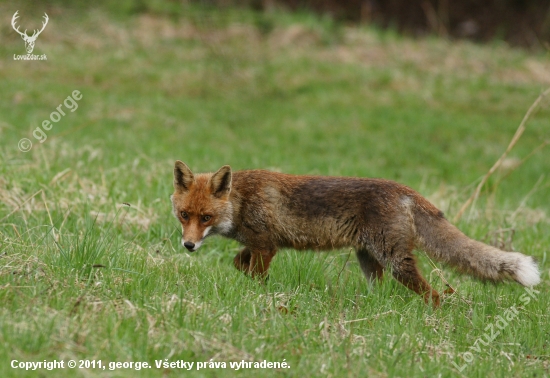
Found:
[181,238,203,252]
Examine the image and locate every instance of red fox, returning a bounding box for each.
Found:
[171,161,540,306]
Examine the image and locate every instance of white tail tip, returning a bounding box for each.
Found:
[515,256,541,287]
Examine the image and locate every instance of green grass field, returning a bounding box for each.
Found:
[0,2,549,377]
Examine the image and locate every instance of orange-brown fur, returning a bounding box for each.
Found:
[171,161,540,307]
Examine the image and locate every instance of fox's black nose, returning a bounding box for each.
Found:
[183,241,195,251]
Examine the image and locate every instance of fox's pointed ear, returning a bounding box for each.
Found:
[174,161,195,192]
[209,165,232,198]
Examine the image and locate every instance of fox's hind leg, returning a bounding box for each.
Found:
[390,254,440,307]
[356,249,384,282]
[363,218,440,307]
[384,235,440,306]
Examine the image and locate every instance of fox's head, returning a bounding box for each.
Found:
[171,161,234,252]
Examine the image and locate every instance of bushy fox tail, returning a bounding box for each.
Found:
[413,207,540,287]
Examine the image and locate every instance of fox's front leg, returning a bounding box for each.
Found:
[234,248,252,272]
[233,247,277,278]
[248,248,277,278]
[234,247,277,279]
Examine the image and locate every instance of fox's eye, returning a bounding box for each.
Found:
[181,211,189,220]
[201,215,212,223]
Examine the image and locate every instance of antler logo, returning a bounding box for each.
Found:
[11,11,49,54]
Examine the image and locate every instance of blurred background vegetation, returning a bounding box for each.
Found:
[8,0,550,48]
